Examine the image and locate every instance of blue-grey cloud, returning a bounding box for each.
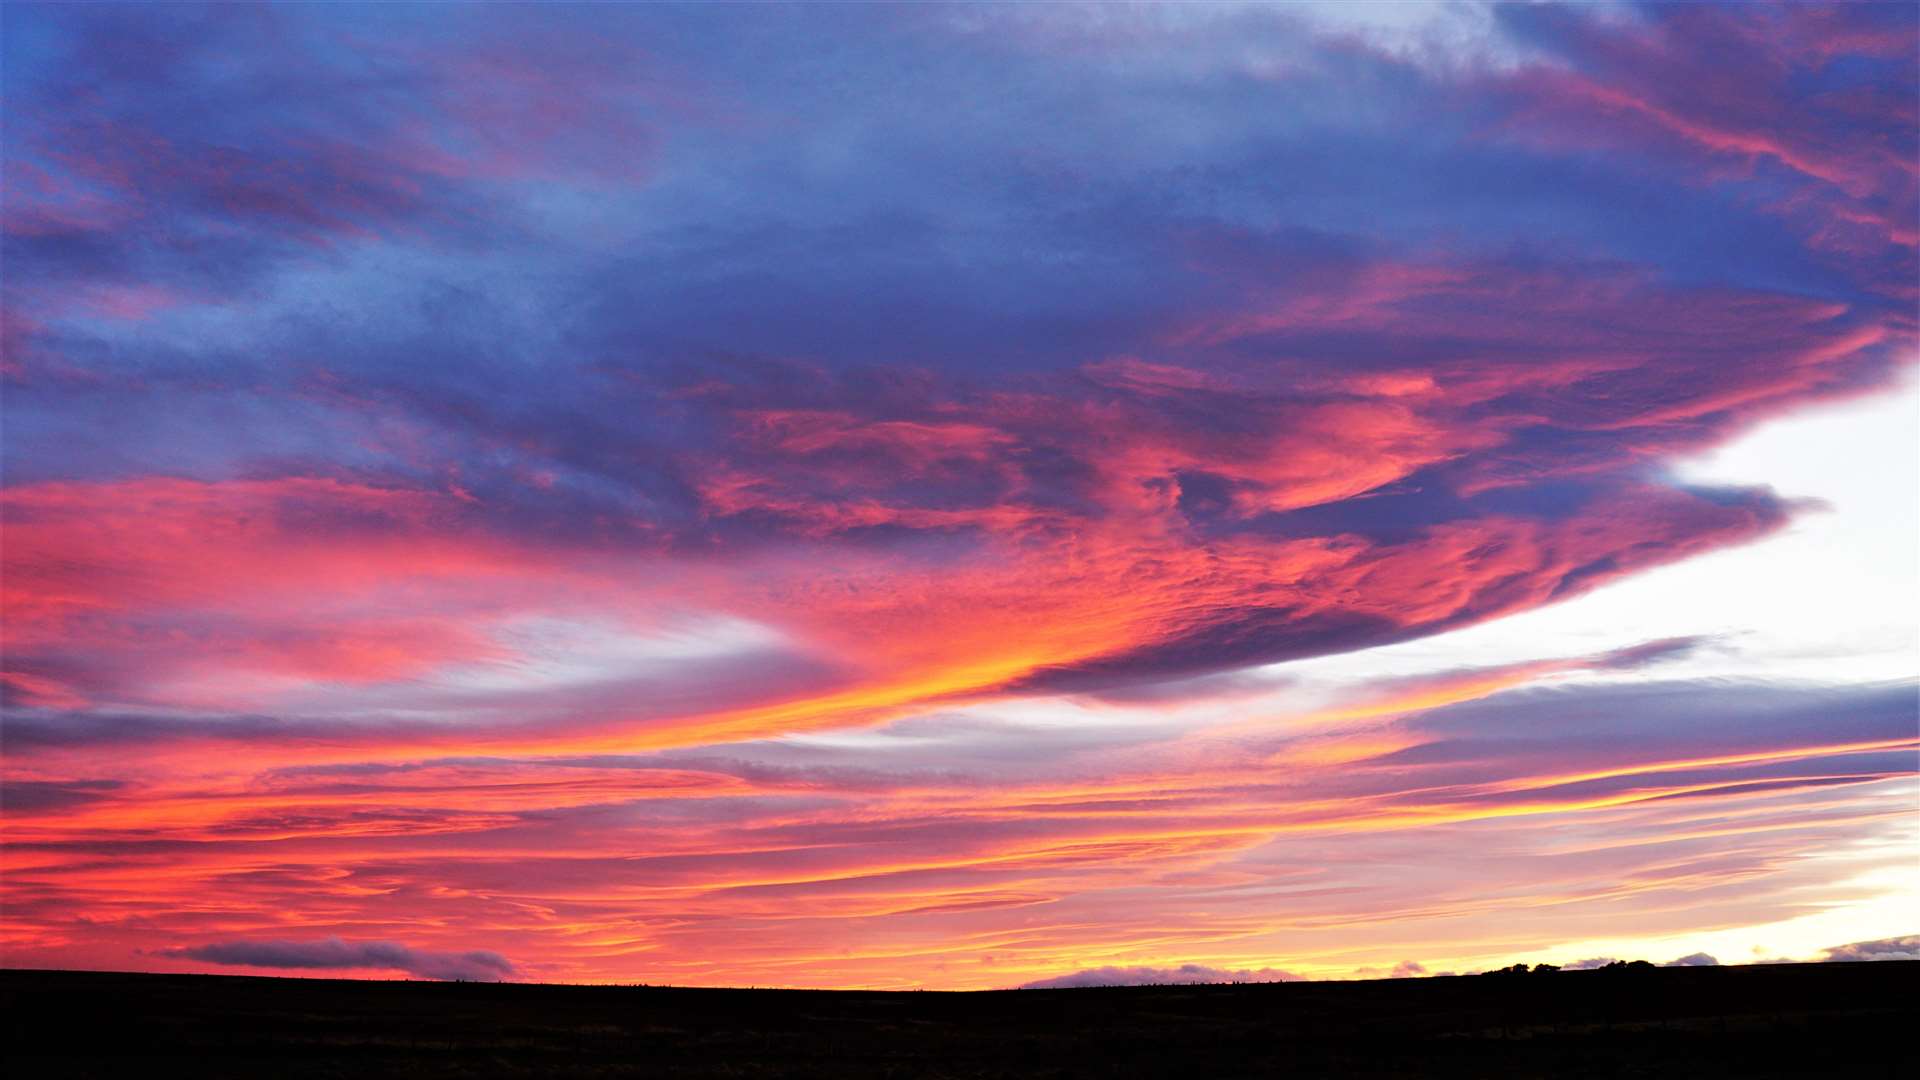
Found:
[1563,957,1621,971]
[1662,952,1720,968]
[1020,963,1300,989]
[157,937,518,981]
[1823,936,1920,963]
[0,779,123,814]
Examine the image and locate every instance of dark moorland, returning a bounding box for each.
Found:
[4,962,1914,1078]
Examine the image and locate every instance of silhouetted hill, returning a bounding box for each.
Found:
[4,962,1913,1077]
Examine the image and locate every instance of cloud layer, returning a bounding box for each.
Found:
[2,1,1915,987]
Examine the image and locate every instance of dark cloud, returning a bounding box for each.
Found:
[156,937,518,981]
[0,711,321,751]
[0,779,123,814]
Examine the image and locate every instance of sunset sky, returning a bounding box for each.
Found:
[3,1,1916,988]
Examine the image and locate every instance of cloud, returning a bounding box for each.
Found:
[1020,964,1301,989]
[1663,952,1720,968]
[1,0,1915,991]
[4,672,1908,989]
[156,937,518,981]
[1388,679,1919,776]
[1823,936,1920,963]
[0,779,123,814]
[1563,957,1620,971]
[1589,636,1713,671]
[6,0,1911,738]
[1389,961,1428,978]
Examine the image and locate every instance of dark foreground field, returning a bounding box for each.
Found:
[4,963,1915,1078]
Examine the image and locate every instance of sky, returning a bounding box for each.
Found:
[2,1,1916,989]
